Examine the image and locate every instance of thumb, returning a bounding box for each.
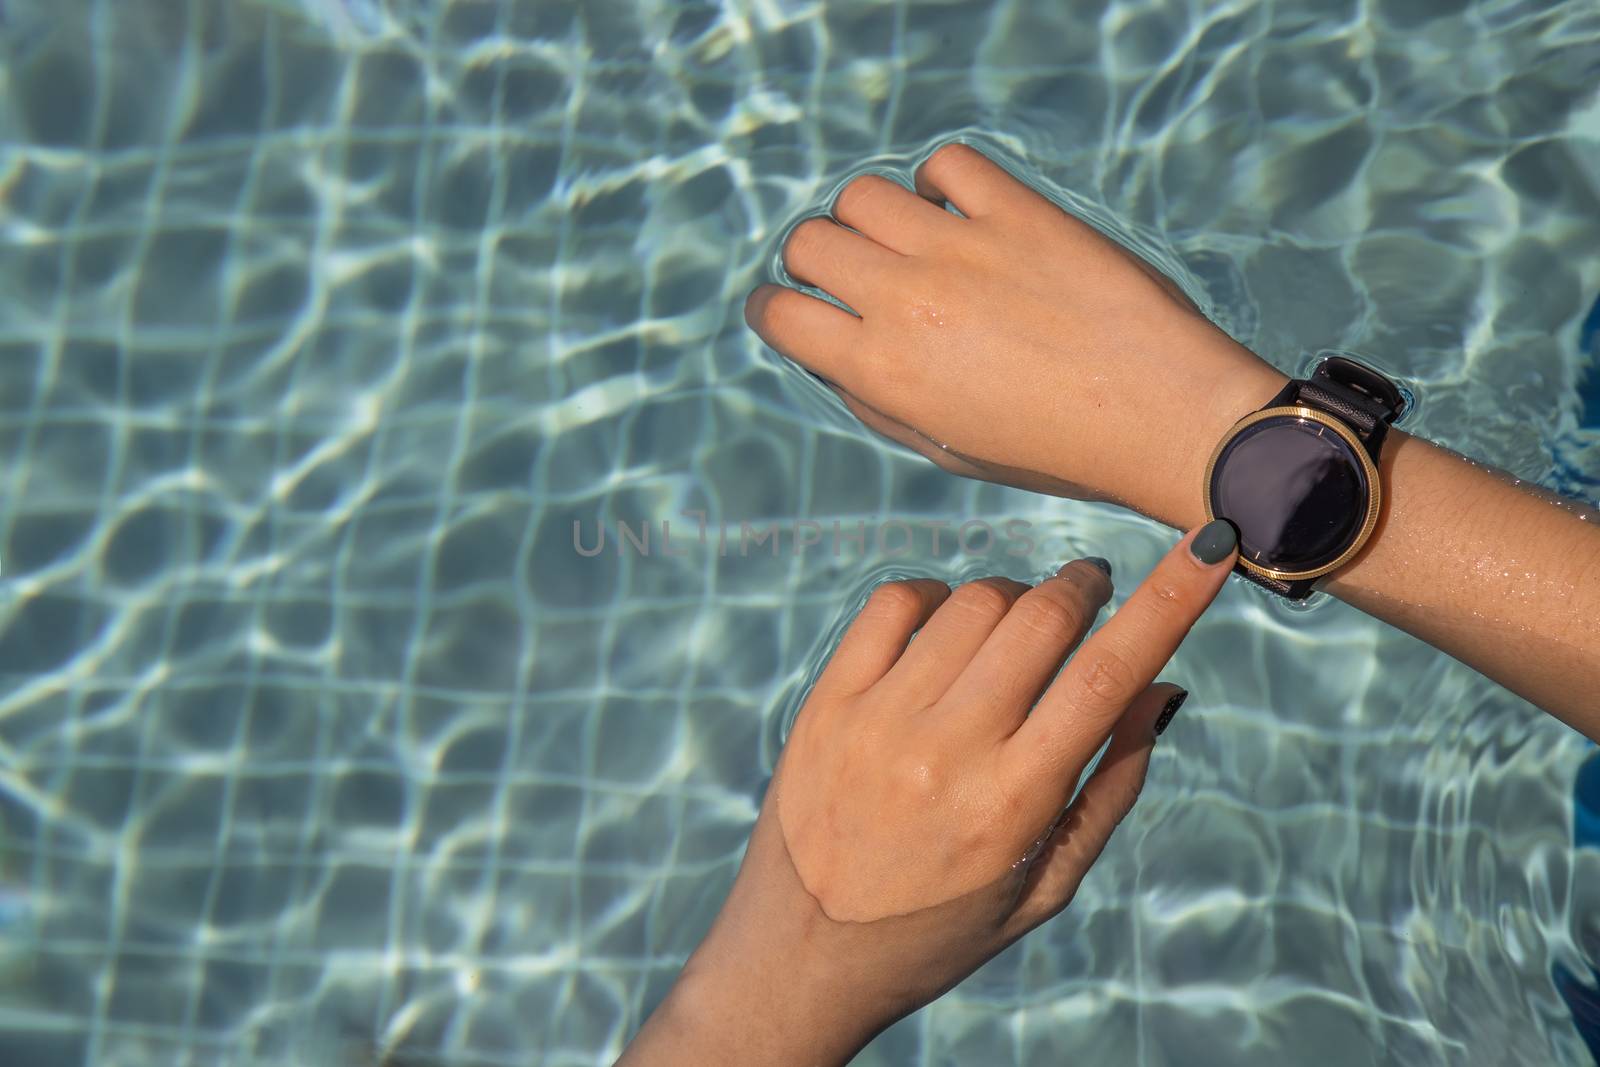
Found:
[1005,682,1187,934]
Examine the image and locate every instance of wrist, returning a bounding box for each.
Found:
[632,931,880,1067]
[1130,332,1290,530]
[622,823,891,1067]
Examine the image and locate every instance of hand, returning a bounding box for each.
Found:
[619,522,1240,1066]
[745,142,1289,529]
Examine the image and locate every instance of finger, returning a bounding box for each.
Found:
[1002,519,1236,786]
[832,173,957,255]
[913,142,1047,221]
[941,559,1112,734]
[880,577,1030,702]
[782,215,901,312]
[1006,682,1184,934]
[815,579,952,697]
[744,283,861,366]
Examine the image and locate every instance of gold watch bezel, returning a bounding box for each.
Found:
[1201,405,1382,583]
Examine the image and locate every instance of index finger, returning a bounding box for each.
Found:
[1001,520,1239,786]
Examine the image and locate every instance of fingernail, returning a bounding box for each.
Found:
[1082,556,1112,577]
[1190,519,1238,565]
[1153,689,1188,737]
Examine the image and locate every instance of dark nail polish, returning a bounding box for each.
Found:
[1153,689,1188,736]
[1190,519,1238,565]
[1083,556,1112,577]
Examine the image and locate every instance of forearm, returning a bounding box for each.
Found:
[620,951,870,1067]
[617,818,885,1067]
[1321,428,1600,736]
[1149,338,1600,736]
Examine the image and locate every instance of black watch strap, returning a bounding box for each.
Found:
[1247,569,1304,599]
[1236,356,1405,600]
[1261,356,1406,458]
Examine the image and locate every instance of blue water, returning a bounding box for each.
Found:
[1,1,1599,1064]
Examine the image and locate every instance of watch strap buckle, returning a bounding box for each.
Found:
[1310,355,1406,425]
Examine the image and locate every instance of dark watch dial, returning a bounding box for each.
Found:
[1207,414,1371,575]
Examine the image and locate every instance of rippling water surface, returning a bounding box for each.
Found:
[1,1,1599,1064]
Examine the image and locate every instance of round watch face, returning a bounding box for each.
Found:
[1206,411,1376,579]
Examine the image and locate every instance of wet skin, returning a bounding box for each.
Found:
[621,529,1237,1066]
[744,143,1600,736]
[619,142,1600,1066]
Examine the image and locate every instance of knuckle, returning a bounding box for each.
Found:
[990,776,1030,824]
[1010,592,1085,647]
[744,286,783,331]
[929,142,977,173]
[1052,566,1111,606]
[861,581,929,623]
[948,578,1018,622]
[742,288,767,329]
[783,217,831,267]
[1072,642,1141,706]
[837,174,887,214]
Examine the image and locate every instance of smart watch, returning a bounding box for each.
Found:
[1203,356,1406,600]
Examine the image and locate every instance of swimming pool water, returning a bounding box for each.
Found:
[1,1,1599,1064]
